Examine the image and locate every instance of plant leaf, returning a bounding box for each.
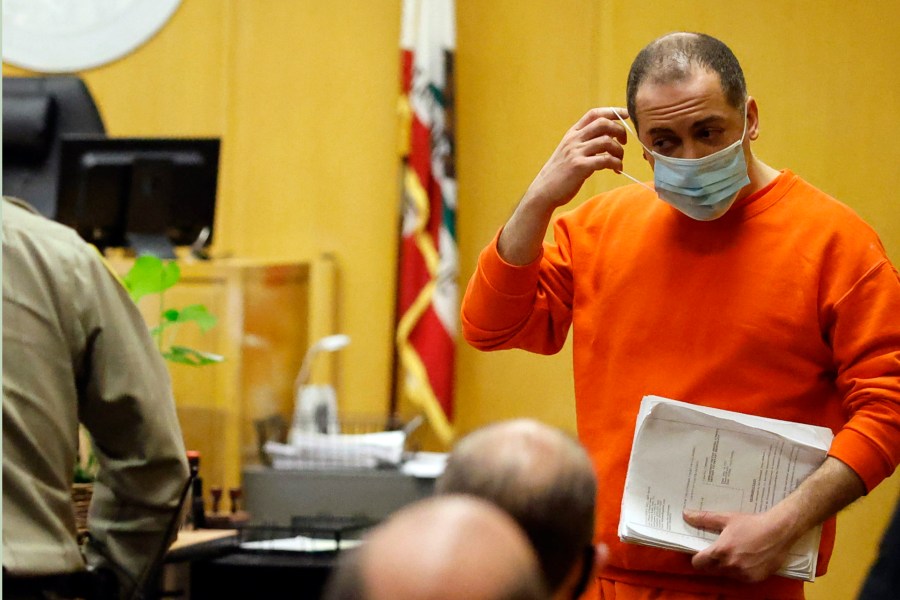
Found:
[150,306,217,339]
[121,257,222,367]
[163,345,225,366]
[74,465,94,483]
[170,304,218,332]
[149,321,177,338]
[122,256,181,303]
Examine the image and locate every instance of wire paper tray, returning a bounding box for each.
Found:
[237,517,373,554]
[264,415,422,470]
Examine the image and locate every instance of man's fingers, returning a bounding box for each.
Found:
[691,546,724,573]
[576,106,629,123]
[692,546,766,583]
[580,153,624,175]
[580,135,625,161]
[573,107,631,132]
[577,110,630,147]
[683,509,731,533]
[605,106,630,123]
[685,510,729,574]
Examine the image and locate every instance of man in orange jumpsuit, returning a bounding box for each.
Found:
[461,32,900,599]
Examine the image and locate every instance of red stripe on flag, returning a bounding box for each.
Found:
[409,117,432,201]
[397,235,430,316]
[409,305,456,418]
[401,49,413,94]
[409,115,445,243]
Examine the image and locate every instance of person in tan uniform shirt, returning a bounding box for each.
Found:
[2,196,189,599]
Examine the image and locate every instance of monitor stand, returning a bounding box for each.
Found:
[126,232,177,259]
[125,159,177,259]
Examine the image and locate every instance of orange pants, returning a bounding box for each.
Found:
[591,579,796,600]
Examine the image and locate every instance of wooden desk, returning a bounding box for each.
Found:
[169,529,238,555]
[157,529,237,600]
[160,528,338,600]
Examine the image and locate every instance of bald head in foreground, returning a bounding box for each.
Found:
[322,495,549,600]
[436,419,604,599]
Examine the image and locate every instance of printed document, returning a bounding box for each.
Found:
[618,395,834,581]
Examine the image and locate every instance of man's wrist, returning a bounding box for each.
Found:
[518,187,561,219]
[770,456,866,541]
[765,496,810,545]
[497,193,557,266]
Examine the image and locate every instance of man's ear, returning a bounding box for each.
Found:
[747,96,760,141]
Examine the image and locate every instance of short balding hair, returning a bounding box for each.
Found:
[323,495,549,600]
[626,32,747,131]
[436,419,597,593]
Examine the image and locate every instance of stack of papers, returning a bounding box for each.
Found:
[618,395,834,581]
[240,535,363,553]
[399,451,448,478]
[264,429,406,470]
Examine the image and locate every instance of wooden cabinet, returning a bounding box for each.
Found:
[110,256,338,491]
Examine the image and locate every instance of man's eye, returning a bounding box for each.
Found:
[652,139,675,151]
[698,128,722,140]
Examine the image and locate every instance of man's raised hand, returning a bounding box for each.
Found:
[523,107,630,211]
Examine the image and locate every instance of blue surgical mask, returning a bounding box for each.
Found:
[613,108,750,221]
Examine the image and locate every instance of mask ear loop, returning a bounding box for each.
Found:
[610,108,655,193]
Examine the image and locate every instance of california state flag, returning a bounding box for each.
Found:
[395,0,457,445]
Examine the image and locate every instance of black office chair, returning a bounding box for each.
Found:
[3,75,106,218]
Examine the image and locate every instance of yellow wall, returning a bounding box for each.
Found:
[5,1,899,597]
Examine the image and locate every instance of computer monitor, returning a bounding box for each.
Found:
[57,135,220,258]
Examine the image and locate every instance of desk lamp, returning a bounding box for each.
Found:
[290,334,350,439]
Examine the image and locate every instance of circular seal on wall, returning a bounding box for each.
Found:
[2,0,182,73]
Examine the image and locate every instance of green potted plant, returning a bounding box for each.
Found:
[121,255,223,366]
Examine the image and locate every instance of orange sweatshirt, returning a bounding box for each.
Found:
[461,170,900,598]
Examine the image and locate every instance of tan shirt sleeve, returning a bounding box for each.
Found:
[75,246,189,595]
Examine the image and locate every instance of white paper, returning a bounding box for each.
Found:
[240,535,363,553]
[265,429,406,470]
[400,451,448,478]
[618,395,834,582]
